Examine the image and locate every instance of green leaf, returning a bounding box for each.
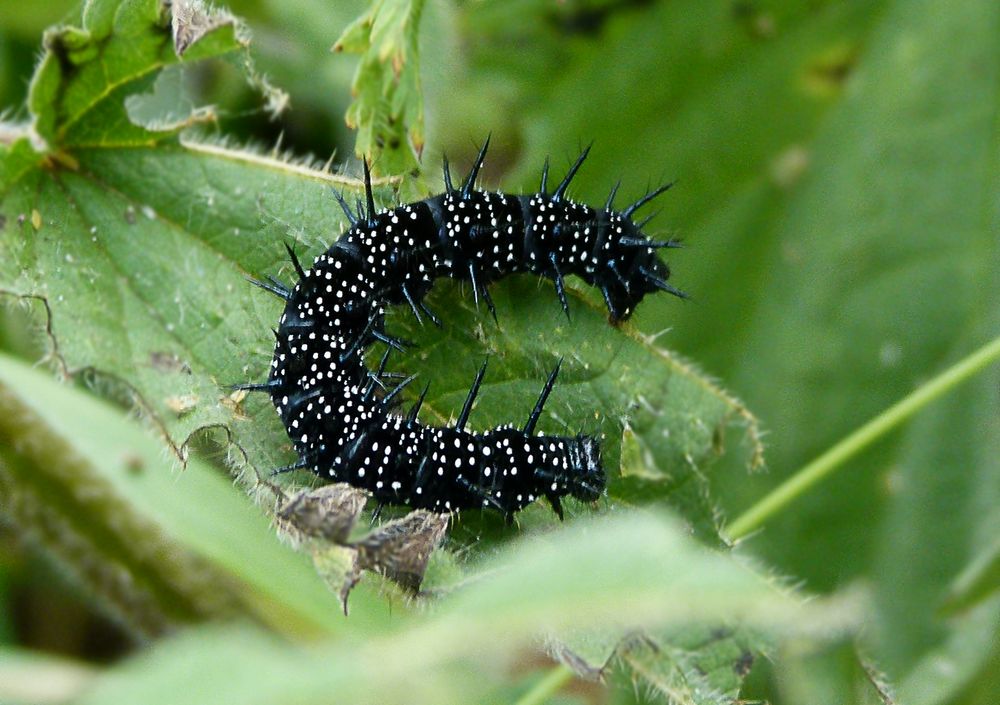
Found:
[933,636,1000,705]
[774,641,897,705]
[810,0,1000,687]
[413,514,837,649]
[334,0,426,174]
[595,625,763,705]
[74,513,859,705]
[0,352,382,637]
[29,0,205,149]
[385,278,761,545]
[896,600,1000,705]
[7,0,283,164]
[414,513,852,705]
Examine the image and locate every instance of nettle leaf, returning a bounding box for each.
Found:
[72,514,859,705]
[334,0,426,175]
[384,277,761,547]
[0,0,766,679]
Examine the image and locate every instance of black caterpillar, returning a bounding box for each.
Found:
[239,139,683,520]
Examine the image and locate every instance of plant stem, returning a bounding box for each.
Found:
[513,664,575,705]
[726,334,1000,541]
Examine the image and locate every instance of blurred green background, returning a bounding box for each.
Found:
[1,0,997,703]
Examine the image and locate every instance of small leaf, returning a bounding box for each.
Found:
[13,0,281,159]
[610,627,762,705]
[334,0,426,174]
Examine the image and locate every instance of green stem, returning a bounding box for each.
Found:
[513,665,574,705]
[726,335,1000,541]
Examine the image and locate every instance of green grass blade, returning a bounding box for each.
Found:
[727,335,1000,541]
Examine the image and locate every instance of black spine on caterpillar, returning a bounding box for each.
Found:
[240,139,684,519]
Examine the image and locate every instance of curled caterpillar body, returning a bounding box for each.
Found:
[244,141,683,518]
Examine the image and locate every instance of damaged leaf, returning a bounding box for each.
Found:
[334,0,427,174]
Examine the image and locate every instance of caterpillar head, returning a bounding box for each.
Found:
[592,176,685,321]
[600,219,684,322]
